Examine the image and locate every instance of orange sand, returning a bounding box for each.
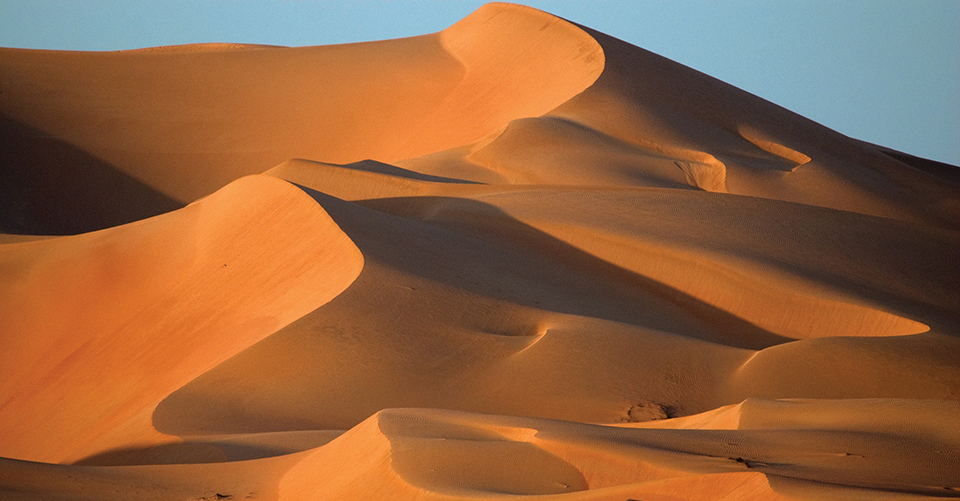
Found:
[1,3,958,500]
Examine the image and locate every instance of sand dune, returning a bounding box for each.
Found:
[6,401,955,500]
[279,401,960,499]
[1,2,958,500]
[0,3,601,234]
[0,175,362,463]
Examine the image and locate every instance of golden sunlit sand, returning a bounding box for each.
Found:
[1,3,958,500]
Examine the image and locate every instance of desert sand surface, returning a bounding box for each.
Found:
[1,3,958,500]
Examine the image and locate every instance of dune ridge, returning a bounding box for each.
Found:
[281,401,960,500]
[1,2,959,500]
[0,2,603,232]
[121,43,284,53]
[0,175,363,464]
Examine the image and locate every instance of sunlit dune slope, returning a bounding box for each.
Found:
[0,175,362,463]
[278,400,960,500]
[153,183,960,437]
[1,1,959,500]
[6,399,954,500]
[0,2,602,234]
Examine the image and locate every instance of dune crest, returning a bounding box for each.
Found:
[738,125,812,171]
[278,402,960,499]
[548,24,960,228]
[413,3,604,157]
[121,42,283,53]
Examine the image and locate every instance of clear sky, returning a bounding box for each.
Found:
[1,0,957,166]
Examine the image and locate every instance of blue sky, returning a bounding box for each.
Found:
[1,0,957,166]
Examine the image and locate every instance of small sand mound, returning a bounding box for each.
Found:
[739,125,812,171]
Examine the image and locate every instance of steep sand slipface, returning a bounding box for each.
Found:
[409,188,945,340]
[416,3,603,156]
[2,2,960,500]
[0,175,362,463]
[548,24,960,229]
[269,160,959,337]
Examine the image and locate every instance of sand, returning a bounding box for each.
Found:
[1,2,958,500]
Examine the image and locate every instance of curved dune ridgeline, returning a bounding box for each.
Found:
[1,3,959,500]
[0,175,363,463]
[0,3,602,234]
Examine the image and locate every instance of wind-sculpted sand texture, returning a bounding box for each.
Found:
[1,3,958,500]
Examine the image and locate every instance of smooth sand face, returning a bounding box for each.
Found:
[0,175,363,464]
[1,2,959,500]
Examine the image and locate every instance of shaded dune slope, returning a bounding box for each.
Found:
[153,185,960,438]
[554,24,960,229]
[1,2,959,500]
[400,18,960,229]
